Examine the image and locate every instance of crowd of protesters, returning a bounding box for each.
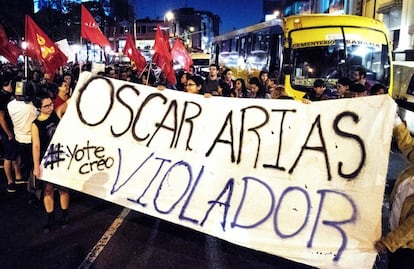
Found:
[0,61,390,235]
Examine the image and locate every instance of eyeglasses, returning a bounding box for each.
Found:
[41,102,54,109]
[185,83,197,87]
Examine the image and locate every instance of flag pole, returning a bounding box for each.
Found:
[138,61,151,85]
[22,42,28,78]
[24,54,28,79]
[79,37,83,72]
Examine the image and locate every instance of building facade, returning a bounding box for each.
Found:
[162,7,220,53]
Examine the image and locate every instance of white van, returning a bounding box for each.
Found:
[393,61,414,133]
[191,53,210,77]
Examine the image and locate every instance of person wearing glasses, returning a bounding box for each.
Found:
[185,75,206,95]
[32,93,70,233]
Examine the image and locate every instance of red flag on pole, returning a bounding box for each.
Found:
[152,25,176,86]
[25,15,67,79]
[81,4,110,48]
[171,38,193,73]
[0,23,22,65]
[123,34,146,72]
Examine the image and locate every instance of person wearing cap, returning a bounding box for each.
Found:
[349,82,368,98]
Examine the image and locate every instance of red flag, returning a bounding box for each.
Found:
[152,25,176,85]
[171,38,193,72]
[81,4,110,47]
[0,23,22,64]
[123,34,146,72]
[25,15,67,79]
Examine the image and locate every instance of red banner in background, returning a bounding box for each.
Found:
[123,34,146,72]
[25,15,67,79]
[0,23,22,64]
[171,38,193,73]
[81,4,110,48]
[152,25,176,86]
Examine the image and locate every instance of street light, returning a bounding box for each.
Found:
[165,11,174,22]
[188,26,195,50]
[164,11,175,37]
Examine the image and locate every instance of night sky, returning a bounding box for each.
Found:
[133,0,263,34]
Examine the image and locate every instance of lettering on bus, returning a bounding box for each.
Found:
[346,40,381,49]
[292,40,335,48]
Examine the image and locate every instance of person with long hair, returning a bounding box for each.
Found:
[248,77,269,98]
[32,94,70,233]
[234,78,249,98]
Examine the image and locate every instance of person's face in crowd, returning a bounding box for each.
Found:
[235,80,242,90]
[270,86,283,99]
[376,88,386,94]
[42,73,51,84]
[108,69,116,78]
[266,79,275,89]
[58,81,69,95]
[314,85,325,95]
[63,75,72,86]
[225,70,233,81]
[353,71,363,82]
[250,83,259,94]
[209,66,218,78]
[336,83,348,96]
[185,79,201,94]
[40,97,54,114]
[260,72,268,83]
[181,73,188,85]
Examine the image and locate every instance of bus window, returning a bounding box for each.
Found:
[407,75,414,96]
[247,50,268,71]
[287,26,390,93]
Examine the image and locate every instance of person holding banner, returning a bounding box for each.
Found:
[31,94,70,233]
[374,114,414,269]
[185,75,206,95]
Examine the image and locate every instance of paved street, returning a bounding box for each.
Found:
[0,147,408,269]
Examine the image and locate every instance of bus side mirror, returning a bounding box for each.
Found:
[283,65,293,75]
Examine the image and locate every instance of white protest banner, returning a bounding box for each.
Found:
[55,39,74,63]
[41,72,395,269]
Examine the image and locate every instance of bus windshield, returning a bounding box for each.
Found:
[288,26,391,91]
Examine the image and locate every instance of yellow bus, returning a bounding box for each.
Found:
[211,14,393,99]
[211,18,284,81]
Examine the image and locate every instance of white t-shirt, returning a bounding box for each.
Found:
[390,175,414,231]
[7,99,38,144]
